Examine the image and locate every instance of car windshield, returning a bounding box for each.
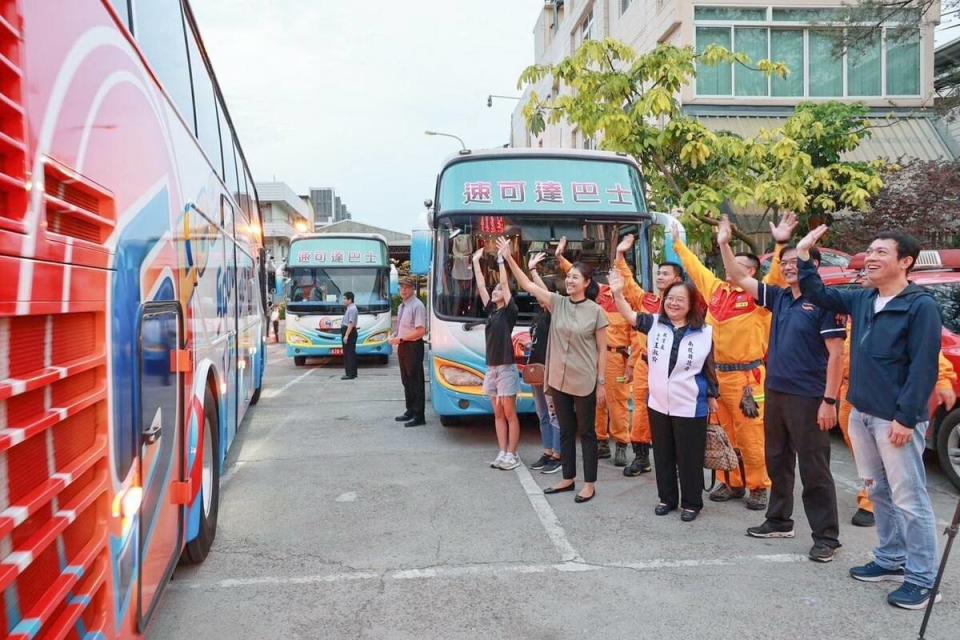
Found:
[287,267,389,313]
[923,283,960,334]
[434,214,643,324]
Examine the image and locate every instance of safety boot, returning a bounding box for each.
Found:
[597,440,612,459]
[613,443,628,467]
[745,488,768,511]
[623,443,651,477]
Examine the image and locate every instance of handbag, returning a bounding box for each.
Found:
[522,363,545,385]
[704,412,739,472]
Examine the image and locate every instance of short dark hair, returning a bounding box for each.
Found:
[874,230,922,272]
[569,261,600,301]
[662,281,706,329]
[734,252,761,273]
[660,261,685,280]
[343,291,355,302]
[779,244,821,266]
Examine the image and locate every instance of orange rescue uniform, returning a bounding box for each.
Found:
[559,255,632,445]
[616,256,662,445]
[674,240,774,491]
[838,326,957,513]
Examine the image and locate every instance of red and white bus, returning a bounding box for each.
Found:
[0,1,267,637]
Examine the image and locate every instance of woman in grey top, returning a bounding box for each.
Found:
[498,237,608,503]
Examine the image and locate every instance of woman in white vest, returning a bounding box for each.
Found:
[610,272,719,522]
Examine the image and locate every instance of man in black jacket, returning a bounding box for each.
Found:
[797,227,942,611]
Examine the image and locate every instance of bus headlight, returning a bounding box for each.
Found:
[438,361,483,387]
[365,332,389,344]
[286,332,311,346]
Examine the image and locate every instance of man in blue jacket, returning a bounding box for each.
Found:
[796,227,942,610]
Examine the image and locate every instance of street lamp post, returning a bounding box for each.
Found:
[487,94,521,107]
[424,130,467,151]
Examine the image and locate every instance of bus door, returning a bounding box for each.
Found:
[136,303,185,629]
[222,197,239,440]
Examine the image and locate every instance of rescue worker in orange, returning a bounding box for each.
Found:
[555,237,633,466]
[837,323,958,527]
[613,233,684,476]
[671,212,798,510]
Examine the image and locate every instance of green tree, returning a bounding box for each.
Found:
[518,39,884,252]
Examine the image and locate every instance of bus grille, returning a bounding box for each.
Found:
[0,0,26,234]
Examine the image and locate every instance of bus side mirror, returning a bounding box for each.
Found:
[410,229,432,276]
[651,211,684,265]
[389,265,400,296]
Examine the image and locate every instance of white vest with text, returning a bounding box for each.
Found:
[647,316,714,418]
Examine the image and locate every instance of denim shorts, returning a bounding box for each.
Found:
[483,364,520,397]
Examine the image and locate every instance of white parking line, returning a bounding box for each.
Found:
[260,368,317,399]
[513,463,583,563]
[171,553,810,590]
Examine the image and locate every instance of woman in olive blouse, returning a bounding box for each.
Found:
[498,237,608,504]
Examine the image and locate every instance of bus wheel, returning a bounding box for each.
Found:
[937,410,960,491]
[379,354,389,365]
[250,385,262,405]
[183,388,221,564]
[294,356,306,366]
[439,415,459,427]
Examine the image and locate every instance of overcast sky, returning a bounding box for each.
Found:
[193,2,960,233]
[191,0,544,232]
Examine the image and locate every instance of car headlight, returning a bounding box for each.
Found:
[286,332,310,346]
[365,332,389,344]
[439,364,483,387]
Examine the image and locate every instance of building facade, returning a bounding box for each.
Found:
[309,187,352,227]
[512,0,954,161]
[257,181,314,265]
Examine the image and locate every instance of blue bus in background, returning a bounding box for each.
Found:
[284,233,396,365]
[412,149,655,426]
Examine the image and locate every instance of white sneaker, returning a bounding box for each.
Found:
[498,454,521,470]
[490,451,506,468]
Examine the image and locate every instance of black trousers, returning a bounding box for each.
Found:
[648,408,707,511]
[398,340,425,419]
[272,320,279,341]
[764,389,840,547]
[549,387,598,483]
[341,326,358,378]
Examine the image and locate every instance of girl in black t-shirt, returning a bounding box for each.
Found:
[473,247,521,470]
[527,252,561,474]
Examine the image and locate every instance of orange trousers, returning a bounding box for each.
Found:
[838,380,872,512]
[716,368,771,491]
[630,358,652,444]
[596,351,630,445]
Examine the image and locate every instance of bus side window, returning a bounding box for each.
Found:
[133,0,195,132]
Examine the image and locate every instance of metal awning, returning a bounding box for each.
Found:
[691,112,956,162]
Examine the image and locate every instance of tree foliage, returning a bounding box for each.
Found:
[830,159,960,253]
[518,39,884,252]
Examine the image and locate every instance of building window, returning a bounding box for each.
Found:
[693,6,922,99]
[576,7,594,48]
[620,0,632,15]
[887,28,921,95]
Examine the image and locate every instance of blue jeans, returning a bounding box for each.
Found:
[848,409,940,588]
[532,384,560,451]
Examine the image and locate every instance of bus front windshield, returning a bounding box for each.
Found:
[287,267,389,313]
[434,214,642,324]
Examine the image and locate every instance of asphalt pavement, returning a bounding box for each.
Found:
[150,342,960,639]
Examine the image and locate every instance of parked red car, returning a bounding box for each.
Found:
[827,250,960,490]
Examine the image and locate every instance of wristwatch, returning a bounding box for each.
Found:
[597,378,606,385]
[823,397,837,406]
